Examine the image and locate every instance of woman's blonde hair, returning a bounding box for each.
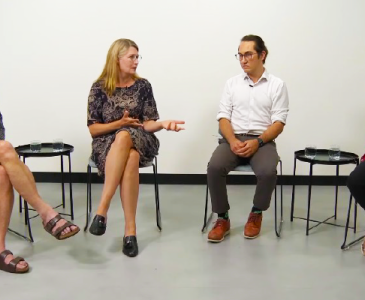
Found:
[97,38,140,96]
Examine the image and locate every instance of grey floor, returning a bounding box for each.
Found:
[2,183,365,300]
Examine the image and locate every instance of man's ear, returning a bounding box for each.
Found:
[259,51,266,62]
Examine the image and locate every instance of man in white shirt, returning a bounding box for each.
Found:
[207,35,289,242]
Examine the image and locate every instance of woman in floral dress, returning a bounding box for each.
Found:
[87,38,184,257]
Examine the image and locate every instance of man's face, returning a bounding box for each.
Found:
[237,41,265,74]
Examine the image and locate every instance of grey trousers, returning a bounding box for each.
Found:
[207,135,279,213]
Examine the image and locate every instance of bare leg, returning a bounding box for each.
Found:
[0,141,77,237]
[0,166,28,271]
[120,149,140,236]
[96,131,133,217]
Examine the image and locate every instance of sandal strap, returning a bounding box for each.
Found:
[0,250,13,261]
[44,214,62,233]
[8,257,25,272]
[53,221,74,239]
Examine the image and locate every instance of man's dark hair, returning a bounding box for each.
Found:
[241,35,268,64]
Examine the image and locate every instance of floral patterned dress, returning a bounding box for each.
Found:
[0,111,5,140]
[87,78,160,177]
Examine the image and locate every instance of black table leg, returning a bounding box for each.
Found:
[290,157,297,222]
[354,201,358,233]
[334,165,339,220]
[21,157,27,224]
[18,155,23,213]
[24,201,34,242]
[306,163,314,236]
[68,154,74,220]
[61,155,65,209]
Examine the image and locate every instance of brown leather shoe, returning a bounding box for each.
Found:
[207,219,230,243]
[243,212,263,239]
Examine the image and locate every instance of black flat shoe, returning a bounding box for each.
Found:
[89,215,107,236]
[123,236,138,257]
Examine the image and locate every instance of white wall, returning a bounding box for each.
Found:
[0,0,364,176]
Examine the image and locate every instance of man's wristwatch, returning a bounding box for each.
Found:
[256,138,264,148]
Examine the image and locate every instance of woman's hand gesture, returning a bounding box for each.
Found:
[161,120,185,132]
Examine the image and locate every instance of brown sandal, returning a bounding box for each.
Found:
[44,214,80,240]
[0,250,29,274]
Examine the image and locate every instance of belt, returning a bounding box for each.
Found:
[236,133,259,137]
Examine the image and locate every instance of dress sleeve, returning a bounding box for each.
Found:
[0,111,5,140]
[142,80,160,121]
[87,82,107,126]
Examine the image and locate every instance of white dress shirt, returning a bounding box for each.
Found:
[217,69,289,135]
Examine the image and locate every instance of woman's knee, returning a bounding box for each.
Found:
[113,131,132,148]
[0,141,16,161]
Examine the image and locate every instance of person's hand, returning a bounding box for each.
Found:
[236,139,259,157]
[161,120,185,132]
[120,111,143,128]
[229,138,245,155]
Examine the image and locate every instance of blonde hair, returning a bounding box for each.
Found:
[97,38,140,96]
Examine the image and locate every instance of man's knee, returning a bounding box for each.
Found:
[207,160,227,177]
[0,141,16,161]
[255,166,277,181]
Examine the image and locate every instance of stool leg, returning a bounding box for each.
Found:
[202,184,209,232]
[84,165,92,232]
[275,160,283,237]
[153,158,161,231]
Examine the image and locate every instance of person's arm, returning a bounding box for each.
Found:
[89,111,142,138]
[237,81,289,157]
[143,120,185,133]
[259,121,285,143]
[141,80,185,133]
[217,81,244,153]
[219,118,236,144]
[236,122,285,158]
[87,84,143,138]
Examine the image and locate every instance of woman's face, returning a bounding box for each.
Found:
[118,46,140,76]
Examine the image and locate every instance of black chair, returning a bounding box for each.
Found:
[84,156,161,232]
[202,160,284,237]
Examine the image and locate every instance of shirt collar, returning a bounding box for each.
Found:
[243,69,269,84]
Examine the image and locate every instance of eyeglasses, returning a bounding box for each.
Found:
[128,55,142,62]
[235,52,257,61]
[119,55,142,62]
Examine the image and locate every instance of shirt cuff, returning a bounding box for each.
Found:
[216,112,231,121]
